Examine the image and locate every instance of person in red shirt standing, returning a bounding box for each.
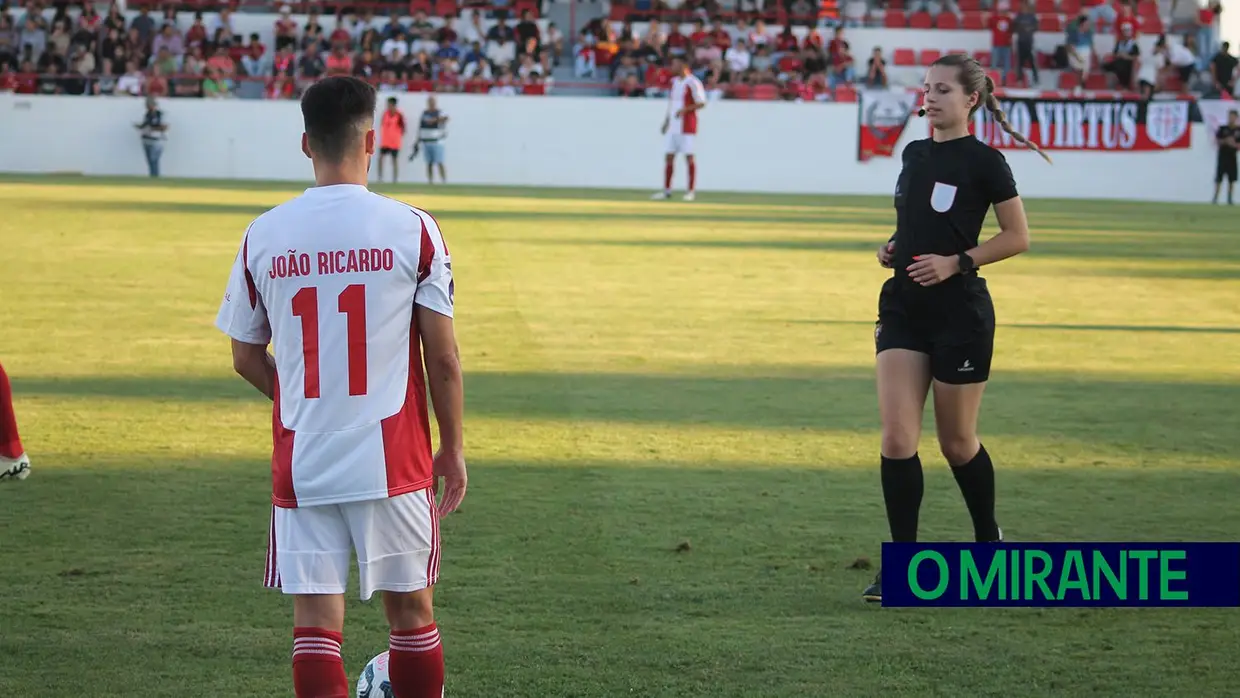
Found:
[1115,2,1139,41]
[653,58,707,201]
[989,0,1014,83]
[0,361,31,481]
[378,96,406,183]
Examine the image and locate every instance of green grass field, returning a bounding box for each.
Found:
[1,175,1238,696]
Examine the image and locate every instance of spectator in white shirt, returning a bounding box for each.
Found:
[490,70,518,95]
[117,60,146,96]
[545,22,564,65]
[462,10,487,47]
[1166,36,1198,89]
[725,39,751,73]
[842,0,868,28]
[381,31,410,61]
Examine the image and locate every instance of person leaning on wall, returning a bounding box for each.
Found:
[135,96,169,178]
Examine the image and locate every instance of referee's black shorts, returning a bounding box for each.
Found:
[875,276,996,384]
[1217,157,1238,184]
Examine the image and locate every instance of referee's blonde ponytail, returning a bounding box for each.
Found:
[931,53,1053,164]
[983,74,1053,164]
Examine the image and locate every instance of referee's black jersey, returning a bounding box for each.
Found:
[891,135,1018,288]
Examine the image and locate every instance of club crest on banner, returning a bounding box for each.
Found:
[858,89,917,161]
[1145,101,1190,149]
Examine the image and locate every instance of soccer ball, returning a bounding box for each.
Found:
[356,651,393,698]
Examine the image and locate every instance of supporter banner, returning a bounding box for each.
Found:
[881,542,1240,608]
[1197,99,1239,145]
[966,97,1199,152]
[857,89,917,162]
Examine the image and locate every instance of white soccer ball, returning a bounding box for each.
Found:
[356,651,392,698]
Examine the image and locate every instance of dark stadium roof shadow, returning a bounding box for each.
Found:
[13,368,1238,457]
[784,319,1240,335]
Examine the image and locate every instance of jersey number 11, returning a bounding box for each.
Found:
[291,284,368,399]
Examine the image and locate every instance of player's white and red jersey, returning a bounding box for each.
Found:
[215,184,454,510]
[667,73,706,135]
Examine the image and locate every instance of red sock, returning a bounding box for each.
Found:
[292,627,348,698]
[663,161,674,191]
[0,362,24,460]
[688,160,697,192]
[389,624,445,698]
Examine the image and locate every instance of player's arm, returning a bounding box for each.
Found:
[414,215,467,513]
[230,340,276,401]
[418,308,462,456]
[681,82,707,113]
[967,150,1030,266]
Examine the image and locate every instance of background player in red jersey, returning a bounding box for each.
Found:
[653,57,706,202]
[0,361,31,481]
[215,76,466,698]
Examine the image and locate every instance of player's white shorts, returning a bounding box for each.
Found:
[664,132,696,155]
[264,489,440,600]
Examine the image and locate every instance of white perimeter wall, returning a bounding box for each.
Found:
[0,92,1219,203]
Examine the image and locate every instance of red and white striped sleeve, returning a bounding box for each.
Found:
[215,226,272,345]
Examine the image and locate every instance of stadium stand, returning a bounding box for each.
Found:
[0,0,1232,103]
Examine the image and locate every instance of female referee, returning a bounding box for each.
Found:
[862,54,1050,603]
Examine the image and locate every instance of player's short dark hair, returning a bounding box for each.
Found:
[387,96,398,105]
[301,76,377,162]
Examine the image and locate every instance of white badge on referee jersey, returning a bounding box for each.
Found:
[930,182,958,213]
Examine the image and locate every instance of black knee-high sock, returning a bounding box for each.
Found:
[951,443,1000,542]
[881,454,924,543]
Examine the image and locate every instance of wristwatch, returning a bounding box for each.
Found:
[957,252,976,274]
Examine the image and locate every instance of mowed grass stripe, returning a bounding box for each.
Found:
[1,178,1238,696]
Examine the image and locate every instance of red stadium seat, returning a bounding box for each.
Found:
[1035,0,1057,14]
[962,11,987,29]
[918,49,942,66]
[1141,15,1164,33]
[1060,0,1080,14]
[887,0,904,9]
[1039,14,1063,31]
[1163,74,1184,92]
[752,84,780,100]
[1136,0,1158,16]
[1084,73,1108,90]
[986,69,1002,85]
[434,0,458,16]
[834,85,858,102]
[884,10,907,27]
[1058,71,1080,89]
[893,48,917,66]
[410,0,433,13]
[958,0,982,10]
[522,83,546,95]
[513,0,538,17]
[974,49,992,65]
[935,12,959,28]
[1004,72,1025,87]
[908,11,932,28]
[609,4,631,20]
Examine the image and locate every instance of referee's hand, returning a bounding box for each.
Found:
[877,241,895,268]
[907,254,958,286]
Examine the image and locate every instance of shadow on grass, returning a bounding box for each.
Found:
[3,453,1238,695]
[12,367,1240,456]
[784,319,1240,335]
[10,198,895,228]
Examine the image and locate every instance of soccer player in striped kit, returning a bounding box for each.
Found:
[216,77,467,697]
[0,361,31,481]
[652,57,706,202]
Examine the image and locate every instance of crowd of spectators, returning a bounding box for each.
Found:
[0,0,567,97]
[578,15,878,100]
[0,0,1234,101]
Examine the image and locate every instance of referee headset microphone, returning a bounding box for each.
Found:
[916,54,1053,165]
